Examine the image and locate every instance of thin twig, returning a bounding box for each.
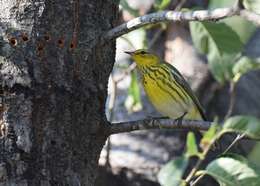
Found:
[105,76,118,168]
[109,118,212,135]
[147,28,164,49]
[175,0,187,11]
[223,133,245,154]
[185,133,220,183]
[114,63,136,83]
[108,76,117,117]
[120,36,136,49]
[191,174,204,186]
[225,81,236,120]
[189,133,246,185]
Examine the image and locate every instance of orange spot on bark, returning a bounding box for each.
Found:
[57,38,64,48]
[21,33,29,42]
[44,35,51,42]
[70,43,75,49]
[69,37,77,51]
[8,37,17,46]
[37,43,44,51]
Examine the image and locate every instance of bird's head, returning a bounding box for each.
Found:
[125,49,160,67]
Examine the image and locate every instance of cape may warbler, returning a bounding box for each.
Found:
[125,49,207,121]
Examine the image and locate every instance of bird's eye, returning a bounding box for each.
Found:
[140,51,146,55]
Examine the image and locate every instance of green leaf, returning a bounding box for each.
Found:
[222,116,260,140]
[120,0,139,17]
[186,132,200,158]
[209,0,235,8]
[125,70,142,112]
[232,56,260,82]
[189,22,243,83]
[154,0,171,10]
[199,154,260,186]
[248,142,260,167]
[200,123,218,150]
[209,0,256,44]
[158,156,189,186]
[243,0,260,14]
[223,17,256,44]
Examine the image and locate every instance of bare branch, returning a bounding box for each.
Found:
[103,7,238,42]
[109,118,212,135]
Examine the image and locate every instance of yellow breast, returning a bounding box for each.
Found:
[142,73,202,120]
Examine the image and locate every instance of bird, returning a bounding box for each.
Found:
[125,49,207,122]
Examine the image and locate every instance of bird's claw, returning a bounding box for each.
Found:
[174,112,187,126]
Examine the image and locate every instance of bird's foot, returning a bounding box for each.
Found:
[174,112,187,126]
[145,115,169,129]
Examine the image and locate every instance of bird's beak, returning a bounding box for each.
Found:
[124,51,134,55]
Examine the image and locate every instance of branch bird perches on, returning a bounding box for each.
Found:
[108,118,211,135]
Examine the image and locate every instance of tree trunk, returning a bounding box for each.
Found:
[0,0,118,185]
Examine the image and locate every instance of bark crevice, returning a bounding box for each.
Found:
[0,0,118,185]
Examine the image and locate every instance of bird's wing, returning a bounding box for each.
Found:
[162,62,207,121]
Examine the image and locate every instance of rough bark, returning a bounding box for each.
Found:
[0,0,118,185]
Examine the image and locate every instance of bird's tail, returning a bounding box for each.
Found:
[184,106,206,121]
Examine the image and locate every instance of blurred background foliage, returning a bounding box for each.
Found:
[97,0,260,186]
